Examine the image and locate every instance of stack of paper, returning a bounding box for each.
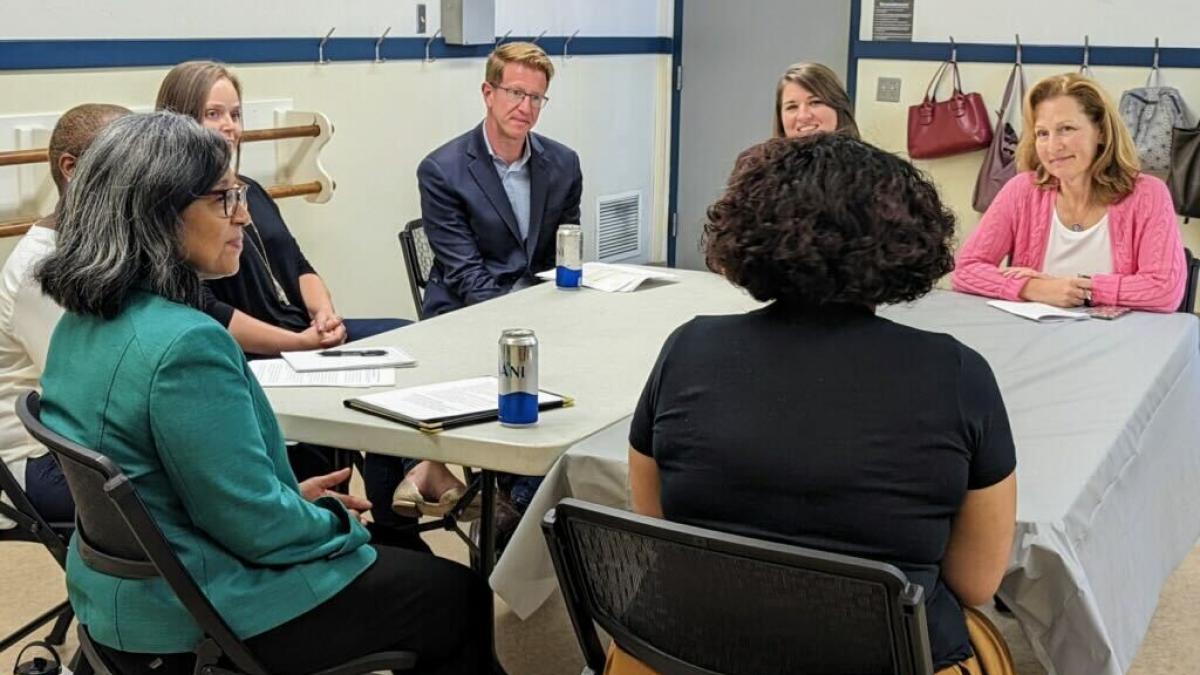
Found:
[344,375,570,431]
[248,359,396,388]
[536,262,678,293]
[987,300,1090,322]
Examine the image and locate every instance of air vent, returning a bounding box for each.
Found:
[596,191,642,261]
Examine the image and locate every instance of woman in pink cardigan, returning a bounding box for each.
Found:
[953,73,1186,312]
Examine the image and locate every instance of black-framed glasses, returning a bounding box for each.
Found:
[202,184,249,218]
[491,84,550,109]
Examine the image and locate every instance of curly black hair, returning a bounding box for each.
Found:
[704,134,956,307]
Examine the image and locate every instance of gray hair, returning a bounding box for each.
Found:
[37,111,230,318]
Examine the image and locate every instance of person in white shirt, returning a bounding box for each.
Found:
[0,103,130,528]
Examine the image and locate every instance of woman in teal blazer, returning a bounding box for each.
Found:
[35,111,487,674]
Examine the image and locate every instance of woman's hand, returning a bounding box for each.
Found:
[311,308,347,347]
[299,468,372,525]
[1019,276,1092,307]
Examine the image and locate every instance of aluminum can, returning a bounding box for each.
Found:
[555,224,583,289]
[498,328,539,426]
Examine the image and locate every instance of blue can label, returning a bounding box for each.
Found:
[556,265,582,288]
[498,391,539,425]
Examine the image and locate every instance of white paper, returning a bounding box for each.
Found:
[249,359,396,388]
[987,300,1090,322]
[352,376,563,420]
[281,346,417,372]
[536,262,678,293]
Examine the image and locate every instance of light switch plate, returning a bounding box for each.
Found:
[876,77,902,103]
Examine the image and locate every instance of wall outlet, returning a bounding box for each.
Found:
[876,77,902,103]
[416,4,427,34]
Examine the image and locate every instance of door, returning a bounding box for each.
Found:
[673,0,852,269]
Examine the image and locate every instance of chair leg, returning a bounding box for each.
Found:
[46,605,74,645]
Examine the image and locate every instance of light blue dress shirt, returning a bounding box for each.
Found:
[482,128,532,241]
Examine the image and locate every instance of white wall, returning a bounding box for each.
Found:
[5,0,671,38]
[858,0,1200,47]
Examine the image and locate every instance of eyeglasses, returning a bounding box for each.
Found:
[491,84,550,109]
[202,184,249,218]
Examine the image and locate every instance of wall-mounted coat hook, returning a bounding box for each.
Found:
[318,27,335,65]
[1153,37,1161,70]
[425,28,442,63]
[532,29,547,45]
[949,36,957,63]
[563,29,580,61]
[495,30,512,46]
[1015,34,1022,65]
[374,27,391,63]
[1080,35,1093,76]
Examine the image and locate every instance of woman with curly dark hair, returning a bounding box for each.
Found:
[627,134,1017,674]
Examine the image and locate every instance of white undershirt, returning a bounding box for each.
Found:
[1041,209,1113,278]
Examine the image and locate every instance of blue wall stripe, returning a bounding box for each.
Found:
[0,36,671,71]
[854,39,1200,70]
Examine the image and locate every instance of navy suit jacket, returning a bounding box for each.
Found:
[417,123,583,317]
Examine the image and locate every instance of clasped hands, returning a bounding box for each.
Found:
[1004,267,1093,308]
[299,468,371,526]
[303,307,346,349]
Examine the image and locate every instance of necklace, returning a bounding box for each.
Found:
[1070,223,1084,232]
[245,222,291,306]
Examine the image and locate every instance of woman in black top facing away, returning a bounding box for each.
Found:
[629,134,1017,672]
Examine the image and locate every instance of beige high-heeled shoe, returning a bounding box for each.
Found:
[392,479,481,521]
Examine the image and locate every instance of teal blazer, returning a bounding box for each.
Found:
[41,291,375,653]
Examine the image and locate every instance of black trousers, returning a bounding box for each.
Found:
[94,545,490,675]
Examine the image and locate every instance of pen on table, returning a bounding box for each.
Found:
[318,349,388,357]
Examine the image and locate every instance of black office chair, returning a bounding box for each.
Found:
[1179,247,1199,313]
[0,455,74,652]
[542,498,935,675]
[398,219,435,321]
[16,390,417,675]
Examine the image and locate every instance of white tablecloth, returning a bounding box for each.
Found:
[492,290,1200,675]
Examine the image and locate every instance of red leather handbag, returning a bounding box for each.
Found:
[908,60,993,160]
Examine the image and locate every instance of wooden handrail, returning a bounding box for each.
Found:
[0,148,49,167]
[0,180,326,239]
[0,123,321,168]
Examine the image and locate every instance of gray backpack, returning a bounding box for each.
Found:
[1120,69,1194,173]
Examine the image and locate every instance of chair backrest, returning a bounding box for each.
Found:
[1180,247,1199,313]
[543,499,934,675]
[15,390,269,675]
[398,219,435,320]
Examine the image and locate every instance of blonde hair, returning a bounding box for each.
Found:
[485,42,554,86]
[1017,73,1140,204]
[772,62,859,140]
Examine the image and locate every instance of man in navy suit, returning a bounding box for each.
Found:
[418,41,583,318]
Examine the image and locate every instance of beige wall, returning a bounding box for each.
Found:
[854,59,1200,266]
[0,54,673,320]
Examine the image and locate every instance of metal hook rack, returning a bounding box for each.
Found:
[318,27,335,65]
[532,29,547,45]
[495,30,512,46]
[1083,35,1091,68]
[949,36,957,63]
[425,28,442,63]
[1152,37,1161,70]
[374,26,391,64]
[563,29,580,61]
[1015,34,1022,65]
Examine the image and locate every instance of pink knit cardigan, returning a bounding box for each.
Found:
[952,172,1186,312]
